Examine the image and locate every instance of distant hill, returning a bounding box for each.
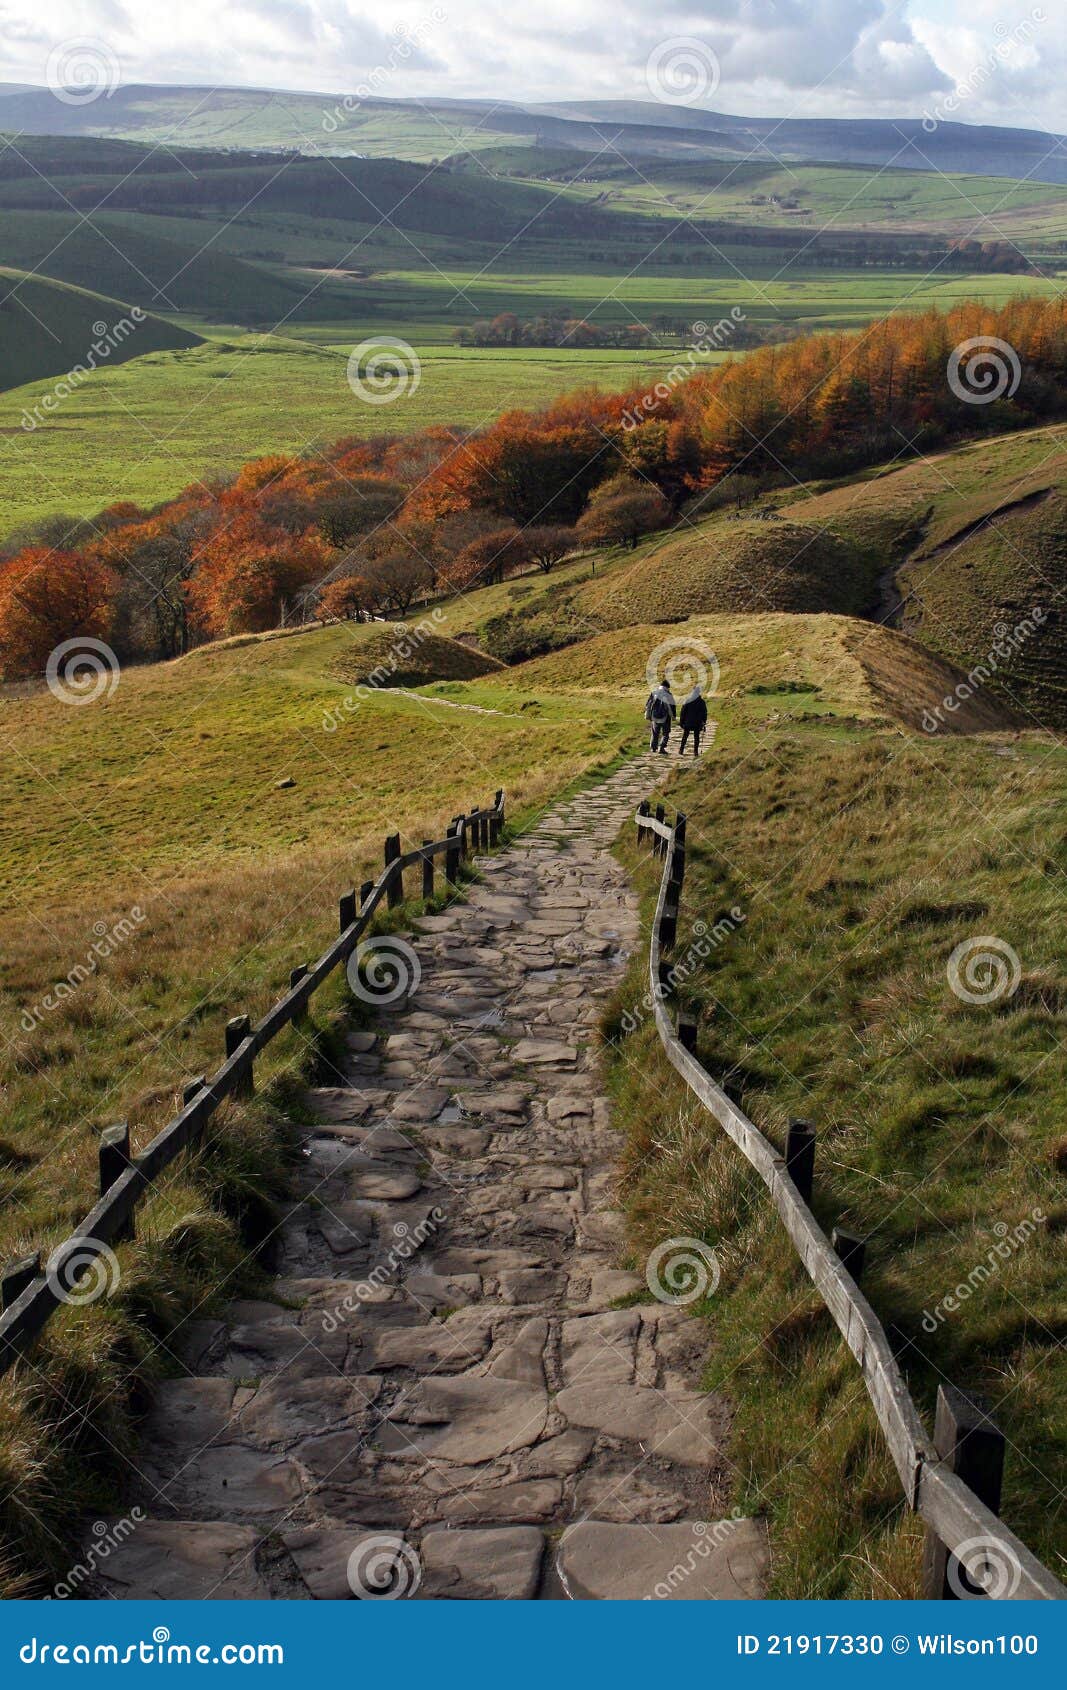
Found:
[3,84,1067,184]
[0,269,201,392]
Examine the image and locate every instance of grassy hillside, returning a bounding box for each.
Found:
[609,727,1067,1595]
[793,424,1067,727]
[0,212,359,326]
[474,515,878,665]
[0,268,201,391]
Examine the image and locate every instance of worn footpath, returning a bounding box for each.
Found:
[94,755,768,1600]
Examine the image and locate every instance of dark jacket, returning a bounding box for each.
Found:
[679,694,708,731]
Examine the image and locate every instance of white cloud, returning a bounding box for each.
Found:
[0,0,1062,131]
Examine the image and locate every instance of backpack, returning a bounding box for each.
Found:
[649,690,672,723]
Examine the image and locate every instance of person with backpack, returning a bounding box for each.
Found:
[644,679,675,753]
[678,685,708,757]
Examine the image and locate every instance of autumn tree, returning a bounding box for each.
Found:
[576,480,671,549]
[524,525,578,573]
[0,549,118,677]
[186,532,326,639]
[449,527,532,591]
[319,571,375,622]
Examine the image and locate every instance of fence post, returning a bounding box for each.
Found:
[468,808,481,854]
[489,802,502,846]
[289,964,311,1028]
[677,1006,698,1054]
[785,1120,816,1203]
[421,841,435,902]
[637,799,650,845]
[654,804,666,855]
[339,889,356,932]
[445,822,461,886]
[1,1252,40,1310]
[922,1385,1006,1599]
[451,815,467,862]
[831,1227,866,1281]
[669,843,686,887]
[99,1122,134,1242]
[182,1077,205,1107]
[674,811,688,848]
[659,895,678,951]
[359,880,373,909]
[385,834,402,908]
[226,1014,254,1097]
[479,811,490,850]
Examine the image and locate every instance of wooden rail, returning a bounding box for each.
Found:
[0,790,506,1378]
[635,802,1064,1603]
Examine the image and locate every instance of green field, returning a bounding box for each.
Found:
[0,334,682,528]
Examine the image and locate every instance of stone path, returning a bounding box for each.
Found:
[94,755,768,1601]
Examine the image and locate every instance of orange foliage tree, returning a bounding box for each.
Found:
[0,549,118,677]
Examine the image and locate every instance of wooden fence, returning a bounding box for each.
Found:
[635,800,1064,1603]
[0,790,506,1379]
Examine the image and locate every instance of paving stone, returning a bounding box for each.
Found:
[512,1038,580,1065]
[555,1519,769,1600]
[554,1383,725,1466]
[419,1527,544,1600]
[95,1522,270,1600]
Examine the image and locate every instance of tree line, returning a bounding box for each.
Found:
[3,296,1066,680]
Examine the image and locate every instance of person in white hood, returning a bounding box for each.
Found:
[644,680,676,753]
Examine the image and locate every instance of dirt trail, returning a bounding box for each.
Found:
[91,755,767,1601]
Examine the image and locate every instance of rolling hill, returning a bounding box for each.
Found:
[0,268,201,392]
[5,85,1067,186]
[791,425,1067,728]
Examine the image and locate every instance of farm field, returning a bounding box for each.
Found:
[0,336,679,529]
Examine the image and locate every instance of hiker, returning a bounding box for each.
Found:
[678,685,708,757]
[644,679,676,753]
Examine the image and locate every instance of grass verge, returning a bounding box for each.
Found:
[605,724,1066,1596]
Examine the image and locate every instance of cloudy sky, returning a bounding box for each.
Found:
[1,0,1064,132]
